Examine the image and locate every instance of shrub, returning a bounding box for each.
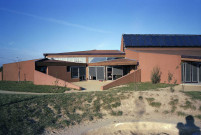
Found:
[168,72,173,84]
[151,66,161,84]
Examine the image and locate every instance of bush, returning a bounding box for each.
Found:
[151,66,161,84]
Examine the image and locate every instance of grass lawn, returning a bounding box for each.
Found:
[183,91,201,101]
[0,81,69,93]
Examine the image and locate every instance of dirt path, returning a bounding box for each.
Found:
[0,90,58,95]
[72,80,112,91]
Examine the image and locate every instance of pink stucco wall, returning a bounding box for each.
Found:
[139,52,181,84]
[34,70,81,90]
[101,69,141,90]
[3,60,35,81]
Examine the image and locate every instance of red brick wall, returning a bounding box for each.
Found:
[139,52,181,84]
[48,66,79,82]
[34,70,81,90]
[3,60,35,81]
[101,69,141,90]
[0,72,2,81]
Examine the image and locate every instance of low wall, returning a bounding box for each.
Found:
[34,70,81,90]
[101,69,141,90]
[0,72,2,81]
[3,60,35,81]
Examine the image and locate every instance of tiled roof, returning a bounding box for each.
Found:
[123,34,201,47]
[44,50,125,56]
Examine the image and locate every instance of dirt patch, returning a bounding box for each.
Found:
[44,87,201,135]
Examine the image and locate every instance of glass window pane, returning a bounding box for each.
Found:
[97,67,104,80]
[199,65,201,82]
[71,67,78,78]
[185,62,191,82]
[89,57,107,63]
[192,64,197,82]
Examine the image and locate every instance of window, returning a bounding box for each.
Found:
[71,67,79,78]
[67,66,71,72]
[52,57,86,63]
[71,66,86,80]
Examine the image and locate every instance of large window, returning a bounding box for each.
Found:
[88,57,123,63]
[71,67,79,78]
[71,67,86,80]
[182,62,200,83]
[52,57,86,63]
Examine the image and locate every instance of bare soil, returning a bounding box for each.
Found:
[43,85,201,135]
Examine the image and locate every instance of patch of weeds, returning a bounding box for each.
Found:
[62,120,71,127]
[163,110,169,114]
[177,111,187,117]
[170,87,175,93]
[138,96,143,100]
[183,91,201,101]
[146,98,161,108]
[93,99,101,112]
[111,111,123,116]
[195,115,201,120]
[171,106,177,113]
[146,98,155,104]
[199,106,201,112]
[150,102,161,108]
[180,101,196,110]
[111,102,121,108]
[169,99,179,106]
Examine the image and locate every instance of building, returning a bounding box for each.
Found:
[2,34,201,90]
[121,34,201,84]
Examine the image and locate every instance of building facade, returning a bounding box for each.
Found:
[2,34,201,90]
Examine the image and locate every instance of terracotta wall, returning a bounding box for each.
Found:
[125,49,139,60]
[3,60,35,81]
[0,72,2,81]
[34,70,81,90]
[139,52,181,84]
[47,66,79,82]
[120,36,124,52]
[101,69,141,90]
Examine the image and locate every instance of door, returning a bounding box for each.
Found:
[97,67,104,80]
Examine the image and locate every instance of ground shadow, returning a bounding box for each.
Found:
[177,115,200,135]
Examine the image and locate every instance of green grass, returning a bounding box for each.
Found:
[146,98,155,104]
[150,102,161,108]
[183,91,201,101]
[180,100,196,110]
[0,82,174,135]
[177,111,187,117]
[111,82,175,92]
[146,98,161,108]
[195,114,201,120]
[0,81,69,93]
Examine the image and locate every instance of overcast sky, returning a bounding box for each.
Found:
[0,0,201,66]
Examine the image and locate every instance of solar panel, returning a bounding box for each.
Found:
[123,34,201,47]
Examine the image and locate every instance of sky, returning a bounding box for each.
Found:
[0,0,201,66]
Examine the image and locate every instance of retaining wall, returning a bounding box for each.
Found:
[34,70,81,90]
[101,69,141,90]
